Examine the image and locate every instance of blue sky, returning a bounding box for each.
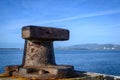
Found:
[0,0,120,48]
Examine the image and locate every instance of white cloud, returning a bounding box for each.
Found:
[3,9,120,31]
[39,9,120,24]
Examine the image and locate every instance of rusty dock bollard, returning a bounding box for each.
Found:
[4,25,76,79]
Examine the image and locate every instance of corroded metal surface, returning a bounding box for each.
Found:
[23,40,56,66]
[22,25,69,41]
[3,25,76,79]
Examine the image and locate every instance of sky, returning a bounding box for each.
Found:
[0,0,120,48]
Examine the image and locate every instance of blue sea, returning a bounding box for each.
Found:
[0,49,120,76]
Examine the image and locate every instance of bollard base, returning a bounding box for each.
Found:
[4,65,77,79]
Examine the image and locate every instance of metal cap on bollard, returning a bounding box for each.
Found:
[22,25,69,41]
[4,25,76,79]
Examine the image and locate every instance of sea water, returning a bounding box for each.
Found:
[0,49,120,76]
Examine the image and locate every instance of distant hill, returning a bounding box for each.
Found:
[56,44,120,50]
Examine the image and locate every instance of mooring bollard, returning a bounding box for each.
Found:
[21,26,69,66]
[4,25,76,79]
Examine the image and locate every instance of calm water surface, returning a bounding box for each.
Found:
[0,49,120,76]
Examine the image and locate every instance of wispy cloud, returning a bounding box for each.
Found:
[3,9,120,31]
[40,9,120,24]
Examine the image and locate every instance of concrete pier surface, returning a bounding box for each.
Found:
[1,71,120,80]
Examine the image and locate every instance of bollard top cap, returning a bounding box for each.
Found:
[22,25,69,41]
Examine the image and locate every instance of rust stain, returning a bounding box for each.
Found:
[31,48,35,53]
